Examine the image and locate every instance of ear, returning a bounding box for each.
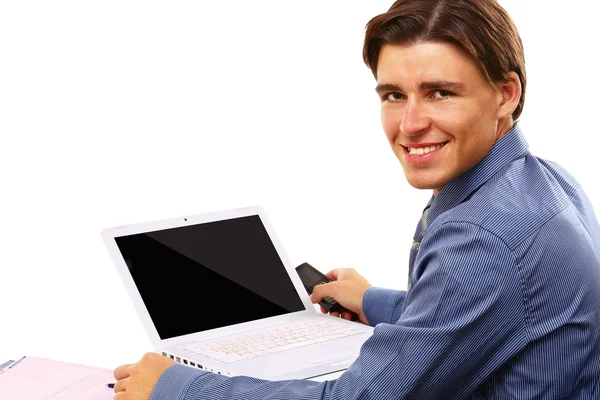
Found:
[495,71,521,119]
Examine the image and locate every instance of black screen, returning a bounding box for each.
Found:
[115,214,305,339]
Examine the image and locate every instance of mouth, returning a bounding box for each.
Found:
[402,142,447,156]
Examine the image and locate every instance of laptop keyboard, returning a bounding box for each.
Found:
[184,319,367,364]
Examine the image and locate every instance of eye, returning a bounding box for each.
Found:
[432,90,452,99]
[383,92,405,102]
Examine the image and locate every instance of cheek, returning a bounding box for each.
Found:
[432,105,471,132]
[434,104,490,146]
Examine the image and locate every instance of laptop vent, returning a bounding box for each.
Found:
[164,352,229,376]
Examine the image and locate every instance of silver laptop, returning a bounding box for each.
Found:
[100,205,373,380]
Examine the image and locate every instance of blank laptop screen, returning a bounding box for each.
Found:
[114,214,305,340]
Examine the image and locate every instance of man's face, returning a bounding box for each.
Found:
[376,42,505,194]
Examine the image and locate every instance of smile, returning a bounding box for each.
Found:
[406,143,445,155]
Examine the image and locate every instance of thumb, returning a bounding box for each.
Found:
[310,281,335,303]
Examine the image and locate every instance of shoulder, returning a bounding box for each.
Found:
[433,155,586,250]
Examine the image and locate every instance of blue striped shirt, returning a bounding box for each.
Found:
[150,124,600,399]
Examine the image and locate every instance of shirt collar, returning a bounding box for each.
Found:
[425,123,530,225]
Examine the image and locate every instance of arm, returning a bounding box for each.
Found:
[309,268,407,326]
[134,221,528,399]
[362,286,406,326]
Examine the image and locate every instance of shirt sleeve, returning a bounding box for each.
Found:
[150,221,530,399]
[362,286,406,326]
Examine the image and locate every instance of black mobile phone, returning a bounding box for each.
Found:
[295,262,346,313]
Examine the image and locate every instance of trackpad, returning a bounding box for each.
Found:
[303,353,359,365]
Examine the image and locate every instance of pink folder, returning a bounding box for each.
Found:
[0,356,115,399]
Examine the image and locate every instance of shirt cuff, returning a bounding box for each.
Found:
[149,364,211,400]
[363,286,406,326]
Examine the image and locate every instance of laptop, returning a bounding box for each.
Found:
[100,205,374,380]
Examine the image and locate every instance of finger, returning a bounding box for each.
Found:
[311,281,335,302]
[114,392,127,400]
[324,269,341,281]
[113,378,127,393]
[330,312,340,318]
[113,364,132,380]
[341,311,354,320]
[320,306,328,314]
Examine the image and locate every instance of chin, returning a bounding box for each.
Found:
[408,182,436,191]
[405,176,445,192]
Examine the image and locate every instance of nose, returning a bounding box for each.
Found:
[400,98,430,136]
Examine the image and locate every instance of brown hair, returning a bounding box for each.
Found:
[363,0,526,120]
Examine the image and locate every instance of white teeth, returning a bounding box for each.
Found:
[408,144,442,155]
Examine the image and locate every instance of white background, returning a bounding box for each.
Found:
[1,0,598,372]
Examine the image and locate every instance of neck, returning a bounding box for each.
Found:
[496,117,515,141]
[431,118,516,198]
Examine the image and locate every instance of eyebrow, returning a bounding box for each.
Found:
[374,83,402,95]
[420,81,466,92]
[375,80,467,94]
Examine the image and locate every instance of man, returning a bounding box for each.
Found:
[113,0,600,398]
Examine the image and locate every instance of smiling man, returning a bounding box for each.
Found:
[112,1,600,399]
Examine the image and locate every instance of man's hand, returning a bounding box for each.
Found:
[113,352,176,400]
[310,268,372,325]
